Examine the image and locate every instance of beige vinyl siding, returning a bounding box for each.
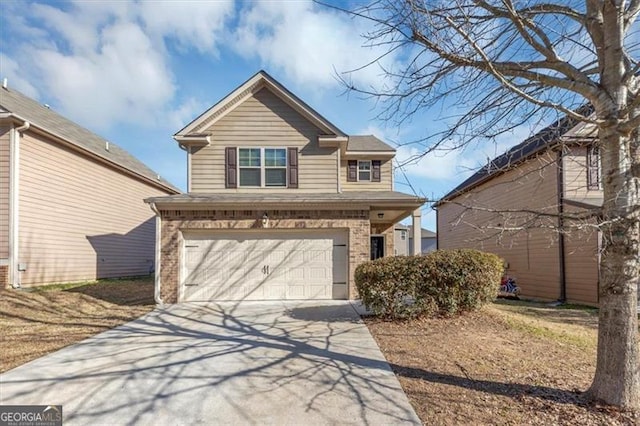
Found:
[17,131,169,286]
[191,88,338,193]
[563,204,599,305]
[563,145,603,201]
[437,153,562,301]
[340,158,393,191]
[0,125,9,258]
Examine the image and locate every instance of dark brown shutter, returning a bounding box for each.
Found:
[587,145,600,190]
[372,160,381,182]
[225,147,237,188]
[347,160,357,182]
[287,147,298,188]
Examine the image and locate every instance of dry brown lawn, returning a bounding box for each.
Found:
[365,300,639,425]
[0,277,155,373]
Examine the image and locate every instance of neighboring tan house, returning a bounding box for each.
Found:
[394,224,437,255]
[435,109,603,305]
[145,71,426,303]
[0,83,178,288]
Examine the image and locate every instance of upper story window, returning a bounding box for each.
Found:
[358,161,371,181]
[587,145,601,190]
[347,159,382,183]
[264,148,287,187]
[238,147,287,187]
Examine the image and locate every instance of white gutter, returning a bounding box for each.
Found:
[9,120,30,288]
[149,202,163,306]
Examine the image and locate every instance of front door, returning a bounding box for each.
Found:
[370,236,385,260]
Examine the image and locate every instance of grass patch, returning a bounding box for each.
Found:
[365,299,638,425]
[491,307,595,350]
[28,275,153,292]
[0,276,155,373]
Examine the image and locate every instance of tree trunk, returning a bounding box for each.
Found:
[587,126,640,410]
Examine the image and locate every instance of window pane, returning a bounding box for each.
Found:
[239,168,261,186]
[359,171,371,181]
[358,161,371,171]
[265,168,286,186]
[265,149,286,167]
[239,148,261,167]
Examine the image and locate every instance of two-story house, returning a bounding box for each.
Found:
[435,109,603,305]
[145,71,426,303]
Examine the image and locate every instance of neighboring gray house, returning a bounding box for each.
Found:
[394,224,437,255]
[0,84,178,288]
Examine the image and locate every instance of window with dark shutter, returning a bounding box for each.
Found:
[587,145,601,190]
[372,160,381,182]
[225,147,237,188]
[287,147,298,188]
[347,160,357,182]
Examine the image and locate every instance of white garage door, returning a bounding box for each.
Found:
[181,231,347,301]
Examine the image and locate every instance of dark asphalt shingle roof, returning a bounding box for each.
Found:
[347,135,395,152]
[0,86,179,193]
[437,105,594,205]
[146,191,426,205]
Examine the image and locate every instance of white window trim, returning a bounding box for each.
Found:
[238,147,288,188]
[358,160,371,182]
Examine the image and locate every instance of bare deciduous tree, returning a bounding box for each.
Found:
[327,0,639,410]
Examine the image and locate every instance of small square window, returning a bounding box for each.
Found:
[358,161,371,181]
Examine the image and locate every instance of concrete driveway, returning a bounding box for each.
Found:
[0,301,420,425]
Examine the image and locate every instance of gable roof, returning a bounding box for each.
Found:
[175,70,347,138]
[0,86,179,193]
[347,135,395,152]
[436,105,595,206]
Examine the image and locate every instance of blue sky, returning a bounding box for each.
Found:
[0,0,533,231]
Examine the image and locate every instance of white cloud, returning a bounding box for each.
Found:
[167,97,209,131]
[395,124,539,182]
[31,21,174,130]
[138,0,234,53]
[1,0,232,131]
[232,2,398,91]
[1,0,404,132]
[395,143,478,181]
[0,53,39,98]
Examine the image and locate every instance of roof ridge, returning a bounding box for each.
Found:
[436,104,594,204]
[0,86,179,193]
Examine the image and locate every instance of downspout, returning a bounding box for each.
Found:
[186,146,192,193]
[336,148,342,193]
[435,208,439,250]
[149,202,163,306]
[556,150,567,303]
[9,120,30,288]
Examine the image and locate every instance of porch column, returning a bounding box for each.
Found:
[412,207,422,255]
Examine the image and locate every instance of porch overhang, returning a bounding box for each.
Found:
[145,191,426,224]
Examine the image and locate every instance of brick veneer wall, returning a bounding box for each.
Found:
[158,209,371,303]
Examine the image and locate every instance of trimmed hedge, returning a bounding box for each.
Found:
[355,249,504,319]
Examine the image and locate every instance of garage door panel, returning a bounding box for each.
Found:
[182,231,344,301]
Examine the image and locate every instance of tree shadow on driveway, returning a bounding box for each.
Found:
[0,302,420,426]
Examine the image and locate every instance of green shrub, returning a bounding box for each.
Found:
[355,249,504,319]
